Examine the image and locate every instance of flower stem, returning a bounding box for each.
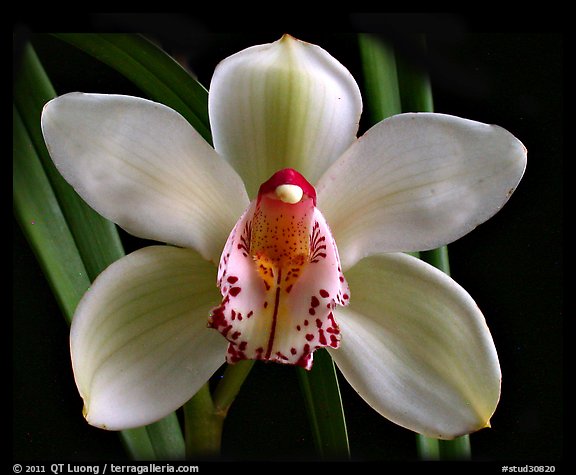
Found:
[212,360,255,415]
[183,384,223,459]
[183,361,254,459]
[440,435,472,460]
[417,432,472,460]
[416,434,440,460]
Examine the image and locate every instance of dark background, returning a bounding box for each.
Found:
[13,14,564,464]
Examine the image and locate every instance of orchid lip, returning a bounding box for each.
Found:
[210,168,349,370]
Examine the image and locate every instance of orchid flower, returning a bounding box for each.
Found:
[40,35,526,440]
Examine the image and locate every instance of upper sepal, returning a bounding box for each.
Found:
[209,35,362,197]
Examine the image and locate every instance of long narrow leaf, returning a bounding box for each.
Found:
[14,41,124,281]
[358,34,402,122]
[358,33,422,263]
[14,40,185,460]
[395,35,434,113]
[50,33,212,144]
[13,105,90,322]
[297,349,349,459]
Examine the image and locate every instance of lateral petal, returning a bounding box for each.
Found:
[329,253,501,439]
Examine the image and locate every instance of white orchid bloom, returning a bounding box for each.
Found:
[41,35,526,439]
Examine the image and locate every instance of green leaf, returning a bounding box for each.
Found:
[297,349,349,459]
[358,34,402,122]
[50,33,212,144]
[14,40,185,461]
[13,105,90,322]
[395,34,434,114]
[15,41,124,281]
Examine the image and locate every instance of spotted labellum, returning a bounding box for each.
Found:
[210,168,348,369]
[40,35,526,438]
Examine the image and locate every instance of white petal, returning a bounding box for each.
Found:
[329,253,501,439]
[70,246,226,430]
[209,35,362,197]
[317,113,527,269]
[41,93,249,263]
